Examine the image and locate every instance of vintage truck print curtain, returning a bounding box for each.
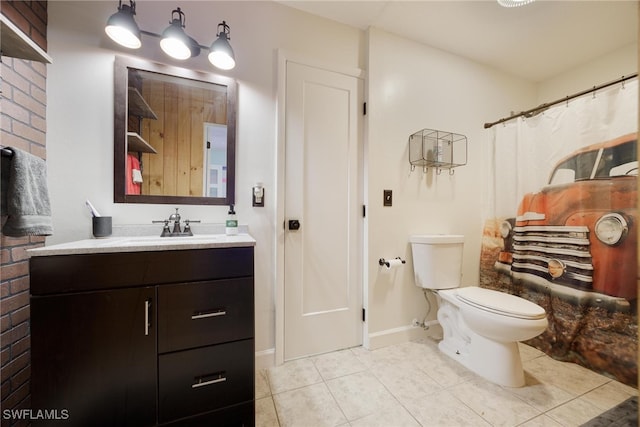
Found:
[481,79,638,386]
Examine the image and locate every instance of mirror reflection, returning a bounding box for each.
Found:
[204,123,228,198]
[114,56,236,205]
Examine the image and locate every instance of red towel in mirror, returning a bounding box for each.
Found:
[126,154,141,195]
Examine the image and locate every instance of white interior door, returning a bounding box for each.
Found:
[284,61,363,360]
[203,123,227,197]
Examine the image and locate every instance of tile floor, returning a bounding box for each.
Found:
[255,338,638,427]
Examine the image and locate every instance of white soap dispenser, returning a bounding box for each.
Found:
[225,204,238,235]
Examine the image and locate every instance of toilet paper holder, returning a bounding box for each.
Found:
[379,257,406,267]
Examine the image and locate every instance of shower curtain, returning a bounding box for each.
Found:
[480,79,638,386]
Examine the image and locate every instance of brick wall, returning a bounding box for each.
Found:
[1,1,48,426]
[1,1,47,52]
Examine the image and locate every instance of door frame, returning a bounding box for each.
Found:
[275,49,368,365]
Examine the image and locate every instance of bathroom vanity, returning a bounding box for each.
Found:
[28,235,255,426]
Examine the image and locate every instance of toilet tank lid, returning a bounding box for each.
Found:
[409,234,464,244]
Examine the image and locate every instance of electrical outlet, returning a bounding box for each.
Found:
[383,189,392,206]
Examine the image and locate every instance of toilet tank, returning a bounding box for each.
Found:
[409,234,464,289]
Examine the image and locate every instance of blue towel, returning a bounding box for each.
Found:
[1,147,53,237]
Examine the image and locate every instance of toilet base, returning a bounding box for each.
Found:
[435,291,531,388]
[467,332,525,387]
[439,329,525,387]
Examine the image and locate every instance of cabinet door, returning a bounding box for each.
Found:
[31,287,157,427]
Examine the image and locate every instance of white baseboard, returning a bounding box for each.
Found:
[256,322,442,367]
[255,348,275,370]
[367,323,441,350]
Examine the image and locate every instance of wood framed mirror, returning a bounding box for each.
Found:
[114,56,236,205]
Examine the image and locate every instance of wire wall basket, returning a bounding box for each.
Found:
[409,129,467,174]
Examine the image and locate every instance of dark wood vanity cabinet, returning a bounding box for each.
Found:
[30,246,255,426]
[31,286,157,426]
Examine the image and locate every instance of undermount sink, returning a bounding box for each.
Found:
[96,234,224,247]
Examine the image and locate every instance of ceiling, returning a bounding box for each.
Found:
[278,0,638,82]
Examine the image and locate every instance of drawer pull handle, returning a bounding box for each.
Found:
[192,372,227,389]
[191,309,227,320]
[144,299,151,336]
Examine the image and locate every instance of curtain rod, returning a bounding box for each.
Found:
[484,73,638,129]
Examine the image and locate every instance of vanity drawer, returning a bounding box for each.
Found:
[158,277,254,353]
[158,339,254,423]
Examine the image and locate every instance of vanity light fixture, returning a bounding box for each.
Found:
[105,0,236,70]
[105,0,141,49]
[160,8,200,60]
[208,22,236,71]
[497,0,535,7]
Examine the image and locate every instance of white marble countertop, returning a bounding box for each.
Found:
[28,232,256,257]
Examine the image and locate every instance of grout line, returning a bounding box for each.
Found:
[271,395,283,427]
[320,369,354,425]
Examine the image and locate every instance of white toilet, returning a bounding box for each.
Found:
[409,234,548,387]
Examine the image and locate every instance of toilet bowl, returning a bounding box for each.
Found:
[437,287,547,387]
[409,234,548,387]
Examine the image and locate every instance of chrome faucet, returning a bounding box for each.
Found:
[153,208,200,237]
[169,208,182,234]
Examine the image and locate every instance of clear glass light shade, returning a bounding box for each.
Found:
[105,6,141,49]
[208,35,235,70]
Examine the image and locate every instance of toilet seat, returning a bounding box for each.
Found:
[455,287,546,320]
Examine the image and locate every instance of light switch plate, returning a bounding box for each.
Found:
[252,187,265,207]
[383,189,392,206]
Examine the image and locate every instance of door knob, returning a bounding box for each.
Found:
[288,220,301,230]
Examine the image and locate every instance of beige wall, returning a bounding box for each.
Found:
[365,27,536,347]
[537,43,637,104]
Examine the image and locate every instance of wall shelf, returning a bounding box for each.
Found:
[0,14,52,63]
[128,87,158,120]
[127,132,157,154]
[126,82,157,155]
[409,128,467,174]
